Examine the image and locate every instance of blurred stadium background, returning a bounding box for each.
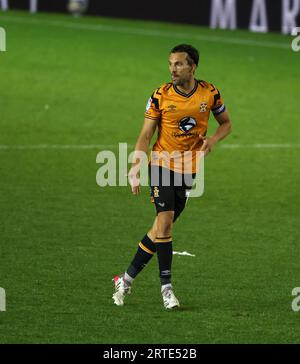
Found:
[0,0,299,343]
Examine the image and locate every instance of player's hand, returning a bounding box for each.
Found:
[128,167,140,195]
[199,135,215,156]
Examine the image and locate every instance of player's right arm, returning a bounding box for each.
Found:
[128,117,158,195]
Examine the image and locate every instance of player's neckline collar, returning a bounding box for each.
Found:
[173,80,198,98]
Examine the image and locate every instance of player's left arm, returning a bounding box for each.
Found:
[200,109,232,156]
[201,84,232,155]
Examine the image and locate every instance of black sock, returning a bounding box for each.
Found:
[155,237,173,286]
[126,234,156,279]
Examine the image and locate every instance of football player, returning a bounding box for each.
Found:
[113,44,232,309]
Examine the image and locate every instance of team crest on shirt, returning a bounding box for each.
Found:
[153,187,159,198]
[178,117,197,133]
[200,102,208,113]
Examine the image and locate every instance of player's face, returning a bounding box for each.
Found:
[169,52,195,86]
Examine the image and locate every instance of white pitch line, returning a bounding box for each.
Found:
[0,144,125,150]
[220,143,300,149]
[0,15,290,50]
[0,144,299,150]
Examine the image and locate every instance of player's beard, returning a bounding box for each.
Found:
[172,74,192,87]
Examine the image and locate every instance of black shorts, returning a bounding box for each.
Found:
[149,165,195,222]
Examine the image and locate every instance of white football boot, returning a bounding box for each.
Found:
[161,286,180,309]
[112,275,131,306]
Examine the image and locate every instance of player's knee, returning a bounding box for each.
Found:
[160,227,172,237]
[157,211,174,236]
[147,217,158,241]
[147,227,157,242]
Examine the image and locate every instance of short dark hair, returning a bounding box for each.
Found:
[170,44,199,66]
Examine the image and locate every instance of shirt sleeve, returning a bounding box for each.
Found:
[209,84,226,116]
[144,89,161,120]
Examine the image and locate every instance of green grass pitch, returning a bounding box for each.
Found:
[0,10,299,344]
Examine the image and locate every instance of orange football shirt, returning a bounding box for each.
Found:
[144,80,226,173]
